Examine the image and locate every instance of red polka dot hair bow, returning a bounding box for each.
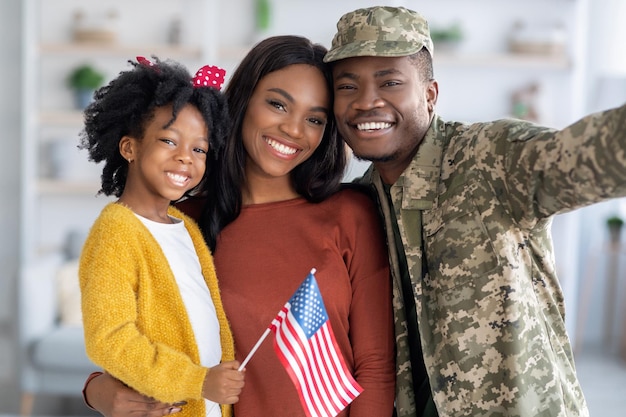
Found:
[192,65,226,91]
[137,56,158,69]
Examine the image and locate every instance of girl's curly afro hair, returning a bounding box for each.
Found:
[79,56,229,198]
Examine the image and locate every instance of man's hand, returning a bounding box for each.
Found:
[85,372,186,417]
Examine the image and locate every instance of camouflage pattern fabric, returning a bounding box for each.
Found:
[358,105,626,416]
[371,179,419,416]
[323,6,434,62]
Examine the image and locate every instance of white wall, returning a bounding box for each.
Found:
[0,0,22,412]
[567,0,626,350]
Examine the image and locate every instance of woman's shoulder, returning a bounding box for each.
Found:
[332,183,377,204]
[322,185,386,242]
[324,184,379,216]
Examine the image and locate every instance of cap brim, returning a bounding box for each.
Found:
[323,40,427,63]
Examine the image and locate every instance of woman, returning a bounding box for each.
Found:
[83,35,395,417]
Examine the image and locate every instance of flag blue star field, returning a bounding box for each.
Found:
[269,269,363,417]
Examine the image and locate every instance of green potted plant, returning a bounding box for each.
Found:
[606,215,624,244]
[430,23,464,52]
[67,64,105,109]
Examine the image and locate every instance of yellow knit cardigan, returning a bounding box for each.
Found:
[79,203,234,417]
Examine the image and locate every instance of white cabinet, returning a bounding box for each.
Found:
[20,0,219,263]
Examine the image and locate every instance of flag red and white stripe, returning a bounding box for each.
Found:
[269,269,363,417]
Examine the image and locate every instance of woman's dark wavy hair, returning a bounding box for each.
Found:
[202,35,346,250]
[79,56,229,198]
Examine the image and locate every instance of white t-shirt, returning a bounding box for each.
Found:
[136,213,222,417]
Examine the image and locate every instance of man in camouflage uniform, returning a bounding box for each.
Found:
[324,6,626,417]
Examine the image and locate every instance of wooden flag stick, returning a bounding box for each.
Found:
[238,328,270,371]
[237,268,317,372]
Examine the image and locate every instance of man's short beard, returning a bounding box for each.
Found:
[352,151,397,164]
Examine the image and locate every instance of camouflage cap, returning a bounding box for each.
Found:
[324,6,433,63]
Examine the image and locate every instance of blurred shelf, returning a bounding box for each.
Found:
[35,243,65,257]
[38,179,101,195]
[40,110,84,127]
[435,52,571,70]
[40,43,203,59]
[218,45,252,62]
[219,45,571,70]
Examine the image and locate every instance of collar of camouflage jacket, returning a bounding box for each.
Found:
[385,115,444,211]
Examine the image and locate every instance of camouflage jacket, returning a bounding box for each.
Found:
[359,105,626,417]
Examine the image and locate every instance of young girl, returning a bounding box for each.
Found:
[78,56,244,417]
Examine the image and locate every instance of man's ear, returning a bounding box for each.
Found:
[427,79,439,111]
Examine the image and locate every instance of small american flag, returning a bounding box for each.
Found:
[269,268,363,417]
